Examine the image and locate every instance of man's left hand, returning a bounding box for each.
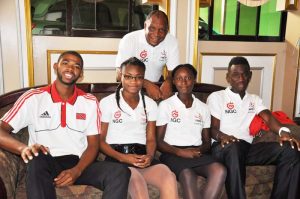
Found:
[54,167,82,187]
[279,132,300,151]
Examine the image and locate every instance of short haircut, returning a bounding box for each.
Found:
[146,10,169,30]
[228,56,250,71]
[57,51,84,68]
[172,64,197,79]
[120,57,146,72]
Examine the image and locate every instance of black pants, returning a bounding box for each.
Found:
[26,153,131,199]
[211,140,300,199]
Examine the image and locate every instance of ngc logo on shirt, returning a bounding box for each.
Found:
[171,110,181,123]
[225,102,237,114]
[113,110,123,123]
[248,102,255,113]
[139,50,148,63]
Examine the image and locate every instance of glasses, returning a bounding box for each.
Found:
[122,74,144,81]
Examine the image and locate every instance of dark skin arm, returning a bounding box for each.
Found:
[259,110,300,150]
[99,122,154,168]
[159,70,173,100]
[210,116,239,148]
[54,134,99,187]
[135,121,156,168]
[0,121,48,163]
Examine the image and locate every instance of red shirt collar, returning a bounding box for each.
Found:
[50,81,78,105]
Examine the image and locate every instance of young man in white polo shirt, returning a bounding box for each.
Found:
[0,51,130,199]
[207,56,300,199]
[116,10,180,101]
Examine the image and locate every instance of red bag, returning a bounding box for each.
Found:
[249,111,296,136]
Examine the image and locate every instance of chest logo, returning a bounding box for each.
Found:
[139,50,148,63]
[227,102,234,109]
[159,50,167,62]
[113,110,123,123]
[76,113,86,120]
[225,102,237,114]
[40,111,51,118]
[171,110,180,123]
[194,113,203,124]
[248,102,255,112]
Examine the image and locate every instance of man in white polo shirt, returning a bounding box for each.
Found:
[207,56,300,199]
[0,51,130,199]
[116,10,180,100]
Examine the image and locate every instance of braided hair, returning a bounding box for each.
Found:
[116,57,148,122]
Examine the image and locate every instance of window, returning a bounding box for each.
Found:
[199,0,286,41]
[31,0,157,38]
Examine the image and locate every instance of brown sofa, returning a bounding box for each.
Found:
[0,83,276,199]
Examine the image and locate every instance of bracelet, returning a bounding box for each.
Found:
[278,127,291,136]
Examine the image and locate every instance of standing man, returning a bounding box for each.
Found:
[116,10,180,100]
[207,56,300,199]
[0,51,130,199]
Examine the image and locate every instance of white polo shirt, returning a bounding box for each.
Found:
[1,82,101,157]
[100,90,157,144]
[115,29,180,82]
[206,87,267,143]
[156,94,211,146]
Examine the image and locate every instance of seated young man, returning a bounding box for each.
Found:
[0,51,130,199]
[206,56,300,199]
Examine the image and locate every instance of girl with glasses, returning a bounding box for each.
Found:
[99,57,178,199]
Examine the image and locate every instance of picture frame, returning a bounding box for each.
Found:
[276,0,298,11]
[200,0,211,7]
[47,50,117,84]
[286,0,298,10]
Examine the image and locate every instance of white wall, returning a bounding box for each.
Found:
[0,0,22,92]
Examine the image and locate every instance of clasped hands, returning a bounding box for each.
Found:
[122,154,153,168]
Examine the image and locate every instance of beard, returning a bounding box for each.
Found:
[56,71,80,86]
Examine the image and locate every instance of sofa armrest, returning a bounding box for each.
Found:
[0,175,7,199]
[0,128,28,198]
[0,148,20,198]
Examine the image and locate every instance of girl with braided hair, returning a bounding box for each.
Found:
[99,57,178,199]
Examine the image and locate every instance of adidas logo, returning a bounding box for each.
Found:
[40,111,51,118]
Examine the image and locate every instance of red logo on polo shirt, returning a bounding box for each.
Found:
[227,102,234,109]
[114,110,121,118]
[140,50,147,59]
[225,102,237,114]
[172,110,179,118]
[76,113,86,120]
[113,110,123,123]
[171,110,180,123]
